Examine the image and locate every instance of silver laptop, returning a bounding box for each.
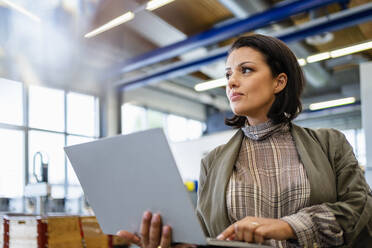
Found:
[64,128,271,248]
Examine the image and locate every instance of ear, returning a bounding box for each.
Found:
[273,73,288,94]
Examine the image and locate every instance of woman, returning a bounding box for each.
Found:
[117,34,372,247]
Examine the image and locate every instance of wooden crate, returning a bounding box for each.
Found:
[2,214,129,248]
[46,216,83,248]
[3,214,84,248]
[80,216,109,248]
[5,215,39,248]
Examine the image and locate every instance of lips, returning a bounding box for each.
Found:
[229,92,244,102]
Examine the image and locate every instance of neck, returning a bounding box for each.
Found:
[246,116,270,126]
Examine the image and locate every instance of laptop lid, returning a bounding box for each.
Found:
[64,128,207,245]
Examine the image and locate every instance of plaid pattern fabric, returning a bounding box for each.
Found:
[226,121,343,247]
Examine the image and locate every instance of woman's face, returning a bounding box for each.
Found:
[225,47,285,123]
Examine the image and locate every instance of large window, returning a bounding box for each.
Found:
[29,131,66,185]
[0,78,99,200]
[0,78,23,125]
[29,86,65,132]
[0,128,24,197]
[67,92,97,136]
[121,103,205,142]
[121,104,146,134]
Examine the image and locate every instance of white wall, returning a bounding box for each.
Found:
[169,129,236,181]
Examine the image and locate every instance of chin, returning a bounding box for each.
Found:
[230,106,249,116]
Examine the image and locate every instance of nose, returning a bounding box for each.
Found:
[227,72,239,90]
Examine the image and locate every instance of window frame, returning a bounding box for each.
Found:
[0,81,100,203]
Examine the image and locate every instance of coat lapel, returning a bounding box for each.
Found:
[207,130,244,236]
[291,123,337,205]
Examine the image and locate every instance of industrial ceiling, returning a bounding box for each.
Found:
[1,0,372,119]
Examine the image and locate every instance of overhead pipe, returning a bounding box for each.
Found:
[111,0,348,76]
[116,3,372,91]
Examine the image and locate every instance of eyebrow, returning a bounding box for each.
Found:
[225,61,256,70]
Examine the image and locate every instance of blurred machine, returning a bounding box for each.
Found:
[25,151,51,215]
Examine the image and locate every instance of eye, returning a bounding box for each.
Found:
[241,66,252,74]
[225,72,231,80]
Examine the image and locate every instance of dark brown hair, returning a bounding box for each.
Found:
[224,34,305,127]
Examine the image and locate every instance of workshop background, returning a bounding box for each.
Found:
[0,0,372,247]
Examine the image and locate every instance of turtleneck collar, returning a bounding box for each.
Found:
[241,119,289,141]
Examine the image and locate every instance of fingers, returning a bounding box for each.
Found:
[116,230,141,246]
[218,221,260,243]
[149,213,162,247]
[254,229,264,244]
[242,225,253,243]
[140,211,173,248]
[239,222,259,242]
[140,211,152,246]
[226,233,236,241]
[235,223,244,241]
[216,224,235,240]
[159,225,172,248]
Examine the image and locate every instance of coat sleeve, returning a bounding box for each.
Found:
[282,203,344,247]
[317,129,372,246]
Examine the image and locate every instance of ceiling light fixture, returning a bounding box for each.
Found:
[84,11,135,38]
[146,0,175,11]
[3,0,41,22]
[309,97,356,111]
[330,40,372,58]
[194,78,227,92]
[306,52,331,63]
[297,58,307,66]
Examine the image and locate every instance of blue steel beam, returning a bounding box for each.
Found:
[112,0,347,76]
[117,3,372,91]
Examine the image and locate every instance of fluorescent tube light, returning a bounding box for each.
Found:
[297,58,306,66]
[85,11,134,38]
[194,78,227,92]
[330,41,372,58]
[306,52,330,63]
[146,0,175,11]
[309,97,356,111]
[3,0,41,22]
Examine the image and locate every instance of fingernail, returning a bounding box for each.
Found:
[217,234,224,240]
[153,213,160,221]
[143,211,151,220]
[163,226,169,235]
[116,231,121,236]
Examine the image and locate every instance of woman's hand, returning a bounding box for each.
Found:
[217,216,296,244]
[117,211,172,248]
